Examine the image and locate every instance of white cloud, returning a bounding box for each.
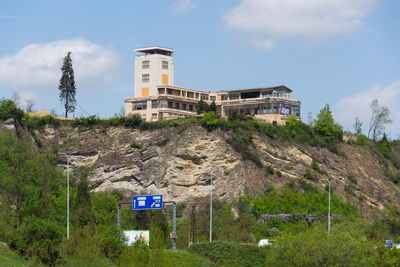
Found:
[333,81,400,137]
[171,0,194,13]
[223,0,378,49]
[0,38,118,88]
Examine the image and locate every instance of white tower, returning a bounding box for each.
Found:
[134,46,174,97]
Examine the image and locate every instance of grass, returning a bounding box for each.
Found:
[0,243,39,266]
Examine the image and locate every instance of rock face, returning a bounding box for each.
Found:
[34,124,400,219]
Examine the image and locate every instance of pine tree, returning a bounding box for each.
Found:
[58,52,76,118]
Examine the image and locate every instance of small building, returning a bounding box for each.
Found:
[125,47,301,125]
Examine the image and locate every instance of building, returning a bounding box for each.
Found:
[125,47,301,124]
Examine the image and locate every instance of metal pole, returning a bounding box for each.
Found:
[328,179,331,235]
[117,204,121,229]
[209,173,213,242]
[59,153,70,240]
[172,201,177,250]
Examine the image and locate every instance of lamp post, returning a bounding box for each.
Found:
[59,152,70,240]
[327,179,332,235]
[209,172,213,242]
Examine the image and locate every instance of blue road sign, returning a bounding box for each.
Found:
[132,195,163,210]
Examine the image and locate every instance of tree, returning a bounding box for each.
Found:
[24,98,36,113]
[353,117,363,136]
[58,51,77,118]
[313,104,342,146]
[197,100,210,114]
[368,99,392,141]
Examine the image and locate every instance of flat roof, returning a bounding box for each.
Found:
[217,85,292,94]
[135,46,174,53]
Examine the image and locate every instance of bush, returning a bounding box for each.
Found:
[347,173,358,184]
[130,143,142,149]
[73,115,99,127]
[156,137,170,146]
[9,218,62,266]
[227,129,262,167]
[22,114,60,130]
[311,159,322,173]
[264,165,275,176]
[190,241,266,267]
[122,114,143,127]
[0,99,24,121]
[266,223,378,266]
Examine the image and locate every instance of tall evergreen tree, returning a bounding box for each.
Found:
[58,52,76,118]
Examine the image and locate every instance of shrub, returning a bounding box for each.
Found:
[22,114,60,130]
[0,99,24,121]
[227,129,262,167]
[276,170,283,177]
[264,165,275,176]
[311,159,322,173]
[190,241,266,267]
[304,168,316,181]
[73,115,99,127]
[347,173,358,184]
[9,218,62,266]
[266,223,378,266]
[123,114,143,127]
[130,143,142,149]
[156,137,170,146]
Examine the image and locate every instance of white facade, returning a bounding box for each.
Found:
[134,47,174,97]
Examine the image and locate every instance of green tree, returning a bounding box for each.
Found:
[58,51,77,118]
[380,133,391,159]
[313,104,342,147]
[209,100,216,112]
[197,100,210,114]
[0,99,24,121]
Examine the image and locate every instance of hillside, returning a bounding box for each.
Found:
[3,115,399,220]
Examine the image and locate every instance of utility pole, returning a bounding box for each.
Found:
[327,179,332,235]
[209,173,213,242]
[58,152,70,240]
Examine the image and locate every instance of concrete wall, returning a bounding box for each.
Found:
[134,54,174,97]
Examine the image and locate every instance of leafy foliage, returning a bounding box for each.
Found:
[190,241,266,267]
[0,99,24,121]
[313,104,342,151]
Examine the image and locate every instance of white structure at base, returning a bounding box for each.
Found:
[134,47,174,98]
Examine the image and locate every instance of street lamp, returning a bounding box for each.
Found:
[327,179,332,235]
[210,173,213,242]
[58,152,70,240]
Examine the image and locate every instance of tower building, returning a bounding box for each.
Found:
[134,47,174,97]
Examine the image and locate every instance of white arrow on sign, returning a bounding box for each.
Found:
[151,202,155,208]
[133,199,136,208]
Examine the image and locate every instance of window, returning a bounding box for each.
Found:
[201,94,209,101]
[151,100,158,109]
[189,105,193,111]
[175,102,180,109]
[132,101,147,110]
[142,60,149,69]
[162,60,168,70]
[182,104,186,110]
[210,96,216,101]
[221,94,228,101]
[142,74,149,83]
[168,101,173,108]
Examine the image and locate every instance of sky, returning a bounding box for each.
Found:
[0,0,399,138]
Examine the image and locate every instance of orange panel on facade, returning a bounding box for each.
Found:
[142,87,149,96]
[162,74,168,85]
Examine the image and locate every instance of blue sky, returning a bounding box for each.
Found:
[1,0,399,137]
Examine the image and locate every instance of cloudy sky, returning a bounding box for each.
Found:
[1,0,399,137]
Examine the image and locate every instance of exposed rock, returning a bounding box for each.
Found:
[35,124,400,219]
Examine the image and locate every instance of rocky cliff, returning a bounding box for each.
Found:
[2,120,399,219]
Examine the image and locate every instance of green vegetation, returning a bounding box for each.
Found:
[190,241,266,267]
[264,165,274,176]
[130,143,142,149]
[156,137,170,146]
[0,99,24,121]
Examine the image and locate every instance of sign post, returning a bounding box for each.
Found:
[132,195,163,210]
[117,195,177,250]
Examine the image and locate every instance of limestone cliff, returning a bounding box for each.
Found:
[2,120,399,219]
